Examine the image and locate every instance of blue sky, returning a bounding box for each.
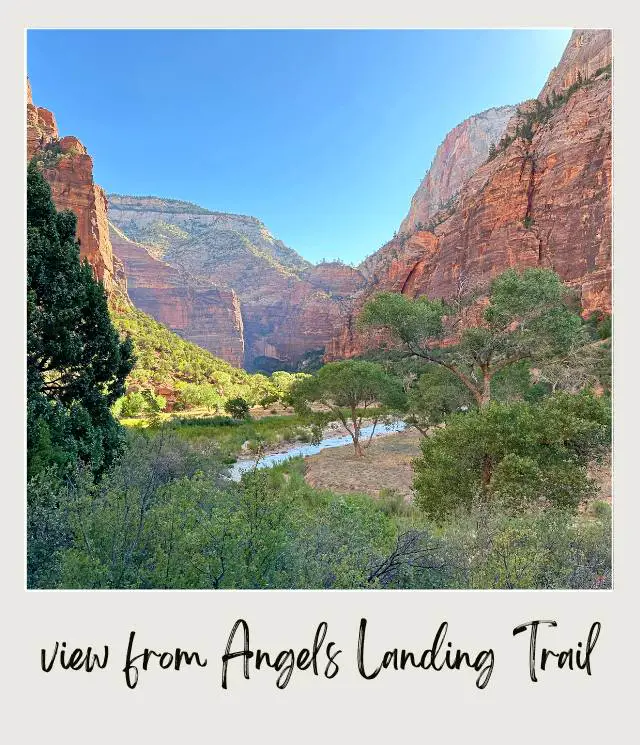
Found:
[27,29,571,265]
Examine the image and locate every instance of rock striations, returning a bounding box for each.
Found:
[108,223,246,366]
[326,29,612,360]
[399,104,517,234]
[27,80,122,298]
[107,196,365,370]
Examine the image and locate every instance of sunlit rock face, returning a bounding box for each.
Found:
[108,224,245,366]
[326,30,612,360]
[398,105,517,235]
[27,81,121,297]
[108,195,365,370]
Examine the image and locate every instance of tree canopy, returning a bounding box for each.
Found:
[290,360,405,455]
[359,268,586,407]
[412,391,611,522]
[27,161,134,477]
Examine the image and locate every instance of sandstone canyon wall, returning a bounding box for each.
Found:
[327,29,612,360]
[108,224,245,366]
[27,80,122,298]
[398,105,517,235]
[108,196,364,371]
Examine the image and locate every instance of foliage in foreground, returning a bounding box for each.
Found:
[27,431,611,590]
[413,391,611,522]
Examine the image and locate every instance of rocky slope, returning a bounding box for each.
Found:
[327,29,612,360]
[108,223,245,365]
[108,196,364,370]
[27,80,123,298]
[398,104,517,235]
[539,29,612,102]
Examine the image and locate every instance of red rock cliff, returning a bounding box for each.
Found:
[109,224,245,366]
[399,105,517,234]
[27,81,120,297]
[108,195,364,371]
[326,30,612,360]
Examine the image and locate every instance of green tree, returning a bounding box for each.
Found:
[224,396,251,420]
[290,361,406,456]
[412,391,610,522]
[405,365,474,434]
[119,391,147,417]
[27,161,134,477]
[359,268,585,408]
[175,382,222,411]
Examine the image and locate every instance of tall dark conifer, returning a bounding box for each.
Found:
[27,161,134,477]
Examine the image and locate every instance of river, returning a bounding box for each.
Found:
[227,419,407,481]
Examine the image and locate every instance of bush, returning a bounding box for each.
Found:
[119,391,147,417]
[413,391,610,521]
[224,397,250,420]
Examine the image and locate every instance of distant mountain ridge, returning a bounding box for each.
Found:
[107,195,364,371]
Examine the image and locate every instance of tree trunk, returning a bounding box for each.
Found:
[351,405,364,456]
[480,371,491,407]
[481,454,493,492]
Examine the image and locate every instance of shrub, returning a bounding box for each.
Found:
[119,391,147,417]
[413,391,610,521]
[224,397,251,420]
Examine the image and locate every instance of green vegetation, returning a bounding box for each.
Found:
[112,390,167,419]
[405,365,473,435]
[290,361,406,455]
[360,268,585,407]
[32,139,65,168]
[27,433,611,589]
[143,407,382,463]
[487,65,611,162]
[27,162,134,479]
[110,304,309,415]
[413,391,610,522]
[224,397,250,420]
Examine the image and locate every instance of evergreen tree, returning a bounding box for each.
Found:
[27,161,134,477]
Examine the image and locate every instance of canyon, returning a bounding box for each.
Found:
[27,29,612,372]
[326,29,612,359]
[106,195,365,370]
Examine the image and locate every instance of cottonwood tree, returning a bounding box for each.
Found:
[290,360,405,456]
[412,391,611,522]
[405,365,474,435]
[359,268,586,408]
